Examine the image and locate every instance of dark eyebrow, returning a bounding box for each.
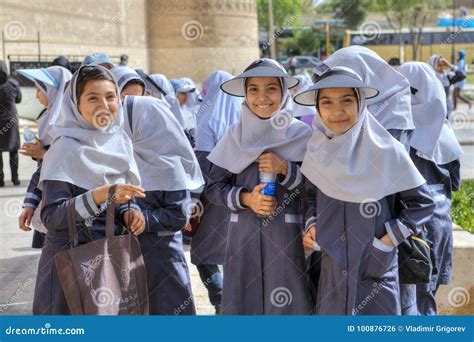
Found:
[247,82,279,87]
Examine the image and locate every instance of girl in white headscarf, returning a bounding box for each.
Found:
[17,66,72,248]
[121,94,204,315]
[206,58,313,315]
[148,73,196,146]
[295,66,435,315]
[399,62,463,316]
[191,70,242,314]
[316,45,415,151]
[290,74,317,126]
[32,65,145,315]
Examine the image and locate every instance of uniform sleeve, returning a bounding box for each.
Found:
[277,161,304,191]
[40,180,101,231]
[384,183,435,247]
[23,165,42,209]
[205,163,247,212]
[195,151,212,180]
[303,178,318,234]
[447,159,461,192]
[141,190,189,233]
[14,81,22,103]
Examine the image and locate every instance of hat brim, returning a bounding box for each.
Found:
[293,75,379,106]
[220,66,299,97]
[17,69,59,88]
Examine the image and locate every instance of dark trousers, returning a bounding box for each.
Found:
[196,264,223,309]
[0,150,19,181]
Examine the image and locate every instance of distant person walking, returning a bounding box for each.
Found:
[0,60,22,187]
[453,50,471,110]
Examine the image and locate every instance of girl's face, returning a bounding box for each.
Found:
[317,88,358,134]
[246,77,282,119]
[77,80,118,129]
[35,86,48,107]
[177,92,187,105]
[120,83,144,103]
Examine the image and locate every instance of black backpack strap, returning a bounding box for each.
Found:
[125,96,135,134]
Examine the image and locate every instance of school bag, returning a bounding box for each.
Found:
[54,185,149,315]
[388,194,436,284]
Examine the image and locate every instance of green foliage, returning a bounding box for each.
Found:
[285,29,324,56]
[452,179,474,234]
[257,0,305,30]
[323,0,370,29]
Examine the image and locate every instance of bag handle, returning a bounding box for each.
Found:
[106,185,118,238]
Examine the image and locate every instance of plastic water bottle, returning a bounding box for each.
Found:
[23,125,36,142]
[259,172,276,197]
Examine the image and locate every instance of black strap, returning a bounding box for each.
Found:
[135,69,167,97]
[106,185,118,238]
[126,96,134,134]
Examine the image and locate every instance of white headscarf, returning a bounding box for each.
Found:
[318,45,414,131]
[299,70,425,203]
[110,67,145,94]
[195,70,242,152]
[22,66,72,146]
[148,73,190,129]
[399,62,463,164]
[292,74,317,118]
[208,78,312,174]
[123,96,204,191]
[39,65,141,190]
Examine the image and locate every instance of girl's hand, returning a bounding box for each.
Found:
[380,233,395,248]
[303,225,316,250]
[240,183,276,216]
[258,152,288,176]
[123,210,145,235]
[19,207,35,231]
[20,140,46,159]
[92,184,146,206]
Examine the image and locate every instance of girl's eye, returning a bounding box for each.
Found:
[320,101,331,106]
[87,97,97,101]
[107,95,116,101]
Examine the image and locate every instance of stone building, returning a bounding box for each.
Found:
[0,0,260,81]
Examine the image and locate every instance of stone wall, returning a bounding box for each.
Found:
[0,0,260,81]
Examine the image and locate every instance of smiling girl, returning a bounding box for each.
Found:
[33,66,145,315]
[206,58,313,315]
[295,67,435,315]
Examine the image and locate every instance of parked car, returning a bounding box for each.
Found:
[280,55,321,70]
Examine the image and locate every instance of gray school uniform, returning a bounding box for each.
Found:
[190,151,230,266]
[136,190,195,315]
[410,148,461,315]
[206,161,313,315]
[304,181,435,315]
[33,180,136,315]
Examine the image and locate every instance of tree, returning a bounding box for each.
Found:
[323,0,370,29]
[257,0,307,30]
[373,0,428,61]
[285,28,325,56]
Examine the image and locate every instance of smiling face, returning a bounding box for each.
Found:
[245,77,282,119]
[35,86,48,107]
[77,79,118,129]
[317,88,358,134]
